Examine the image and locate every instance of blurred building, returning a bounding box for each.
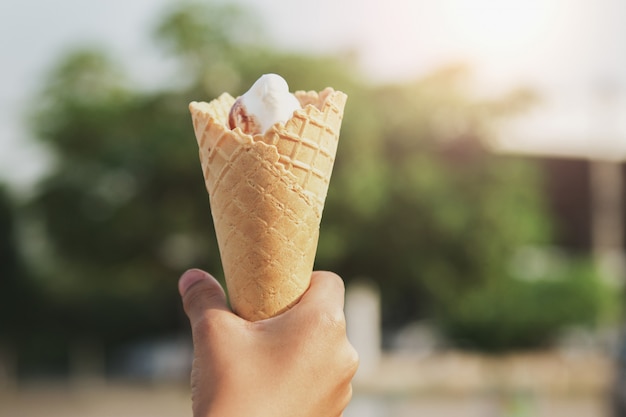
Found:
[533,156,626,288]
[538,157,592,251]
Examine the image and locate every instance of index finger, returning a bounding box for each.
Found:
[297,270,346,314]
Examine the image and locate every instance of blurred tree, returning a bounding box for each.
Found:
[24,1,365,364]
[318,68,545,318]
[28,49,217,347]
[22,0,616,365]
[318,66,615,348]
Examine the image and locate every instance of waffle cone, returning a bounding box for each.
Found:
[189,88,347,321]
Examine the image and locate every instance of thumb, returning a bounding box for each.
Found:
[179,269,229,323]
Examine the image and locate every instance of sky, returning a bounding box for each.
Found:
[2,0,626,191]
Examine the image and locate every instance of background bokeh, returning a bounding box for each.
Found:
[1,1,625,416]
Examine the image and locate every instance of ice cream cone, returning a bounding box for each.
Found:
[189,87,347,321]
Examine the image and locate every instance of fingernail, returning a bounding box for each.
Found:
[178,269,208,296]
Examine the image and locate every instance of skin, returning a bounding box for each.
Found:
[178,269,359,417]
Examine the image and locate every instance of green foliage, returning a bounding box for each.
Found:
[153,0,262,95]
[441,257,617,351]
[21,1,366,359]
[15,0,618,365]
[318,68,558,333]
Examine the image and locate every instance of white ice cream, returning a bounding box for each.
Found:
[229,74,301,135]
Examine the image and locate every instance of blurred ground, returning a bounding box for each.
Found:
[0,350,614,417]
[355,351,613,395]
[347,393,609,417]
[0,383,609,417]
[346,350,614,417]
[0,382,190,417]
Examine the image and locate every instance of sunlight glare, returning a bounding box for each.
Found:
[348,0,587,87]
[440,0,563,57]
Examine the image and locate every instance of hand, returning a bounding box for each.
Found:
[178,269,359,417]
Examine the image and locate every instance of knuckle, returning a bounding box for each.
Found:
[342,383,354,408]
[333,382,353,415]
[327,308,348,329]
[311,308,346,335]
[344,344,360,377]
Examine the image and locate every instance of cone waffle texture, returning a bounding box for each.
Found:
[189,88,347,321]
